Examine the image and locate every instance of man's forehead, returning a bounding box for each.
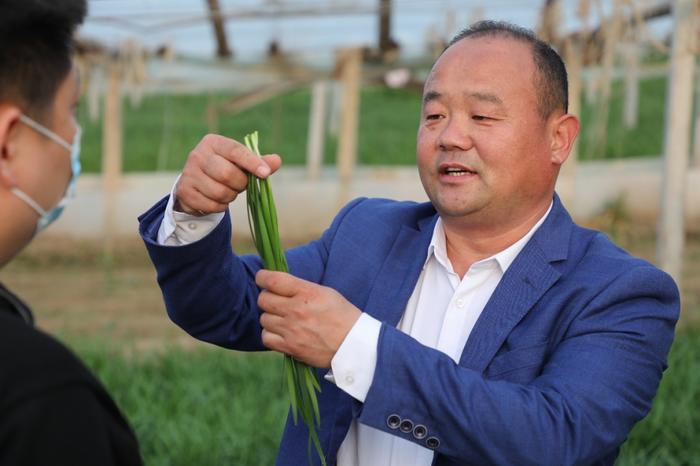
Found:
[436,36,532,71]
[423,36,536,96]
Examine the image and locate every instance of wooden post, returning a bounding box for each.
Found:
[592,0,623,157]
[336,48,362,181]
[469,6,485,25]
[328,81,342,137]
[378,0,394,53]
[102,59,122,259]
[538,0,561,43]
[445,8,456,40]
[306,81,327,180]
[87,65,102,123]
[658,0,695,283]
[206,0,232,58]
[622,41,640,129]
[559,38,582,208]
[693,70,700,167]
[585,67,599,105]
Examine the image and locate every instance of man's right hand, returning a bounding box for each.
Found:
[174,134,282,216]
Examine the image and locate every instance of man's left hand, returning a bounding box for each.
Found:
[256,270,362,368]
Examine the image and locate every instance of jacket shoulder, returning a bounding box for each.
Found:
[337,197,436,230]
[566,226,679,301]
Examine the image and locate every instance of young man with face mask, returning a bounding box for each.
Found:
[0,1,143,464]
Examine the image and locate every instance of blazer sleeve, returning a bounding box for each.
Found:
[138,195,366,351]
[357,264,679,465]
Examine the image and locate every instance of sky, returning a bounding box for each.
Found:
[81,0,668,64]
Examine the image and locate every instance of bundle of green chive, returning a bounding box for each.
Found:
[244,131,326,466]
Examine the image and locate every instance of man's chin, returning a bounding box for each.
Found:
[433,202,483,220]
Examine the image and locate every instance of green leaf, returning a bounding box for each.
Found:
[284,356,298,425]
[244,131,326,466]
[304,367,321,426]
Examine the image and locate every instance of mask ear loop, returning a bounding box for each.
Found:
[18,115,72,152]
[10,187,48,217]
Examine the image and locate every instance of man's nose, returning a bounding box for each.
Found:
[437,116,474,152]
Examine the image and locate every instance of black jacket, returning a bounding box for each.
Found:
[0,283,142,466]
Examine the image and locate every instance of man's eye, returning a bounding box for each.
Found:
[472,115,490,121]
[426,114,441,120]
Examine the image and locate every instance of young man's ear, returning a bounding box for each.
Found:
[549,113,580,166]
[0,104,22,188]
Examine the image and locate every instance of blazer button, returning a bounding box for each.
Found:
[426,436,440,449]
[412,424,427,440]
[399,419,414,433]
[386,414,402,429]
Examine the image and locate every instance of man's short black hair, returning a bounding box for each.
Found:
[0,0,87,121]
[448,20,568,119]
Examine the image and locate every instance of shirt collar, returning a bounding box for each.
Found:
[425,201,553,274]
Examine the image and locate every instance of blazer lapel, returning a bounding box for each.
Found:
[363,214,438,327]
[458,196,573,372]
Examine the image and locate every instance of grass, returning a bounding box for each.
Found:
[77,73,669,173]
[66,325,700,466]
[74,343,288,466]
[78,86,423,173]
[617,326,700,465]
[579,76,667,160]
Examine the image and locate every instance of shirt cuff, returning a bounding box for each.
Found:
[324,313,382,403]
[156,174,226,246]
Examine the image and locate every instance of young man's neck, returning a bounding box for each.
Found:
[0,193,35,267]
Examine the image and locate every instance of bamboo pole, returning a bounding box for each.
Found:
[328,81,341,137]
[306,81,328,180]
[378,0,394,53]
[693,68,700,167]
[622,41,640,129]
[206,0,232,58]
[538,0,561,43]
[592,0,623,157]
[102,59,122,259]
[657,0,695,283]
[336,48,362,182]
[559,38,582,208]
[469,6,485,25]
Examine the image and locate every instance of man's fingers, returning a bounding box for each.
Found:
[202,134,274,178]
[261,328,286,353]
[260,154,282,175]
[175,179,229,214]
[258,289,286,317]
[200,153,250,192]
[259,307,286,331]
[191,171,238,204]
[255,270,303,297]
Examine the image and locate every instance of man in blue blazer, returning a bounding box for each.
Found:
[139,21,679,465]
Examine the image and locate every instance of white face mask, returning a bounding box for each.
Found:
[10,114,82,235]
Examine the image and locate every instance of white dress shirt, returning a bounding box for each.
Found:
[157,181,552,465]
[157,176,225,246]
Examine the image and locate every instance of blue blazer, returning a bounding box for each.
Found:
[139,194,679,466]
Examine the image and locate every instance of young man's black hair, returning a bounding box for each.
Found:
[0,0,87,119]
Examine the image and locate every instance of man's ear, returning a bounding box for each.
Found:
[0,104,22,188]
[549,113,580,166]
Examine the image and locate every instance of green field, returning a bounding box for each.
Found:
[69,326,700,466]
[78,75,669,173]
